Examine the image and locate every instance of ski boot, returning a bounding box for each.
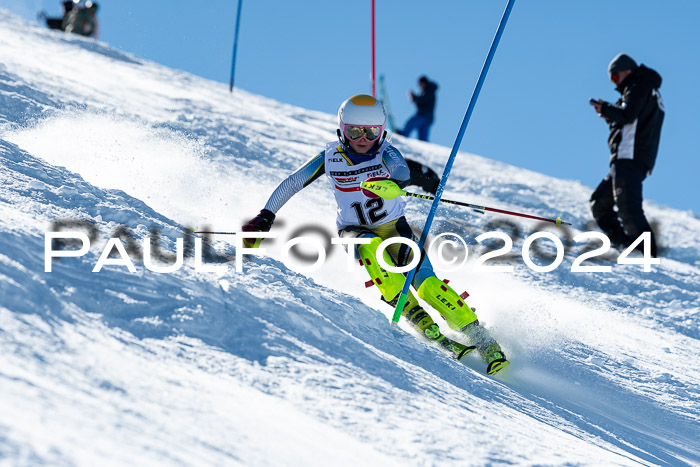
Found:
[417,276,509,374]
[385,293,476,361]
[462,321,509,375]
[438,332,477,362]
[483,343,509,375]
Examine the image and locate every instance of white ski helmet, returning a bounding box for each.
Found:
[337,94,387,143]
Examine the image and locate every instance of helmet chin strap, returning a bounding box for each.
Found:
[380,130,388,145]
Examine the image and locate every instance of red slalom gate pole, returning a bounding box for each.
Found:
[371,0,376,97]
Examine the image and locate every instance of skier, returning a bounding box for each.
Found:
[242,94,508,375]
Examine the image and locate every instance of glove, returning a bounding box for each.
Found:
[242,209,275,248]
[361,177,404,199]
[361,176,390,199]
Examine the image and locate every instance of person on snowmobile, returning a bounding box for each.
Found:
[39,1,75,31]
[242,94,508,374]
[63,1,99,38]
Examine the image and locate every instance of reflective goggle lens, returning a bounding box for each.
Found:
[611,73,620,84]
[345,126,381,141]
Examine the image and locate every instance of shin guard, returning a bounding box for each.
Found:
[417,276,478,330]
[358,237,405,302]
[387,291,474,359]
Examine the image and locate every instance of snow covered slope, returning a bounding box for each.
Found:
[1,10,698,466]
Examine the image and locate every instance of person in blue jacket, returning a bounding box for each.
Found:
[397,76,438,142]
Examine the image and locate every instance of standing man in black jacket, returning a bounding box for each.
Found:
[590,53,664,257]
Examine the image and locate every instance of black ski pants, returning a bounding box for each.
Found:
[590,159,657,257]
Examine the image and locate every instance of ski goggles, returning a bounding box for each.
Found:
[344,125,382,142]
[610,72,620,84]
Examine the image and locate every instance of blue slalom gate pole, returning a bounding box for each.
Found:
[391,0,516,324]
[229,0,243,93]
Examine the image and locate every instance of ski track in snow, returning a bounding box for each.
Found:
[0,10,699,466]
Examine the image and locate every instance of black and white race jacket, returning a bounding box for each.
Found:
[601,64,664,175]
[263,141,411,230]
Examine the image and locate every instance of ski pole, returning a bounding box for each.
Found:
[390,0,516,326]
[187,228,237,235]
[192,231,237,235]
[189,229,266,248]
[361,179,570,226]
